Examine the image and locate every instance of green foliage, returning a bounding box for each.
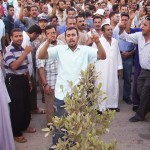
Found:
[43,64,117,150]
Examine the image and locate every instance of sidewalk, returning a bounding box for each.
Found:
[15,84,150,150]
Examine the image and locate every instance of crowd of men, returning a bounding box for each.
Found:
[0,0,150,149]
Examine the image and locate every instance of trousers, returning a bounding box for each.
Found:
[136,69,150,119]
[5,74,31,136]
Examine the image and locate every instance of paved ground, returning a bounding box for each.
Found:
[15,80,150,150]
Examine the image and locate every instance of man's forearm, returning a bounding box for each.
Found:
[96,41,106,60]
[38,68,47,85]
[38,41,50,59]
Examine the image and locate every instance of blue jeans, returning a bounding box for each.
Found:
[122,56,133,98]
[52,98,67,146]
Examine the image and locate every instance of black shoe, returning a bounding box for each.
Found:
[123,97,132,105]
[132,106,139,112]
[129,116,144,122]
[97,110,102,115]
[108,108,120,112]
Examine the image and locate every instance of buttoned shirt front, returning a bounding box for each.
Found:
[119,31,150,70]
[46,45,97,100]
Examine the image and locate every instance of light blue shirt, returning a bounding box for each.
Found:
[113,25,135,52]
[47,45,97,100]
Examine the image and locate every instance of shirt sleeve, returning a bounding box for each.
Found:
[4,50,16,67]
[119,31,139,44]
[87,46,97,63]
[47,46,58,60]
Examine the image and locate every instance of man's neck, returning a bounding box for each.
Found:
[144,34,150,43]
[95,29,102,36]
[104,35,112,45]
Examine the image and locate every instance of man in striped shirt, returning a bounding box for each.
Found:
[119,16,150,122]
[4,28,36,143]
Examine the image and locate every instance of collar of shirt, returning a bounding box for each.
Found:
[65,45,80,52]
[11,42,24,51]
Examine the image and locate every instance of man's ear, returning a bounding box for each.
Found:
[10,36,13,41]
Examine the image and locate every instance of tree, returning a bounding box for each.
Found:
[43,64,117,150]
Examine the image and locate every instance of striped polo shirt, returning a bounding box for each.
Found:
[4,43,29,75]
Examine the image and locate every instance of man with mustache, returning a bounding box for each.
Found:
[88,16,103,38]
[38,27,106,149]
[4,28,34,143]
[51,0,67,25]
[36,25,64,124]
[57,16,87,45]
[119,16,150,122]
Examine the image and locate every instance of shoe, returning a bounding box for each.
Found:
[25,127,36,133]
[129,116,144,122]
[108,108,120,112]
[97,110,102,115]
[14,136,27,143]
[132,106,139,112]
[123,97,132,105]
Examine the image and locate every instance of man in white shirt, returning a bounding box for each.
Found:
[93,24,123,112]
[38,26,106,148]
[119,16,150,122]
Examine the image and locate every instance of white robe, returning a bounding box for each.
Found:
[93,36,123,111]
[0,67,15,150]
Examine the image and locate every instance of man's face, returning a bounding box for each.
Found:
[58,1,65,11]
[17,0,21,6]
[85,4,89,11]
[121,16,129,26]
[146,6,150,15]
[46,28,57,44]
[66,18,76,28]
[77,17,85,30]
[42,5,48,14]
[131,2,137,11]
[8,7,14,16]
[11,31,23,47]
[30,6,38,18]
[139,7,145,17]
[120,7,128,13]
[38,20,48,30]
[51,18,58,26]
[23,8,30,17]
[30,32,39,41]
[100,3,106,9]
[94,18,102,30]
[67,10,76,17]
[112,14,120,24]
[66,1,71,8]
[103,25,112,39]
[65,29,78,48]
[141,20,150,36]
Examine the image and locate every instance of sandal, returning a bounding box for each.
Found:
[25,127,36,133]
[14,136,27,143]
[31,108,46,114]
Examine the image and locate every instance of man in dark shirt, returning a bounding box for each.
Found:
[3,5,14,46]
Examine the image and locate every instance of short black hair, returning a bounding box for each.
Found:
[85,10,92,18]
[93,16,102,22]
[27,24,42,34]
[109,11,119,19]
[24,5,31,12]
[7,5,14,10]
[66,7,76,14]
[10,28,22,36]
[65,27,79,37]
[121,13,129,19]
[50,15,58,22]
[45,25,56,33]
[101,24,110,32]
[120,4,128,9]
[112,4,119,12]
[66,16,77,24]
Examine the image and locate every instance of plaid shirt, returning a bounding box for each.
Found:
[36,40,63,89]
